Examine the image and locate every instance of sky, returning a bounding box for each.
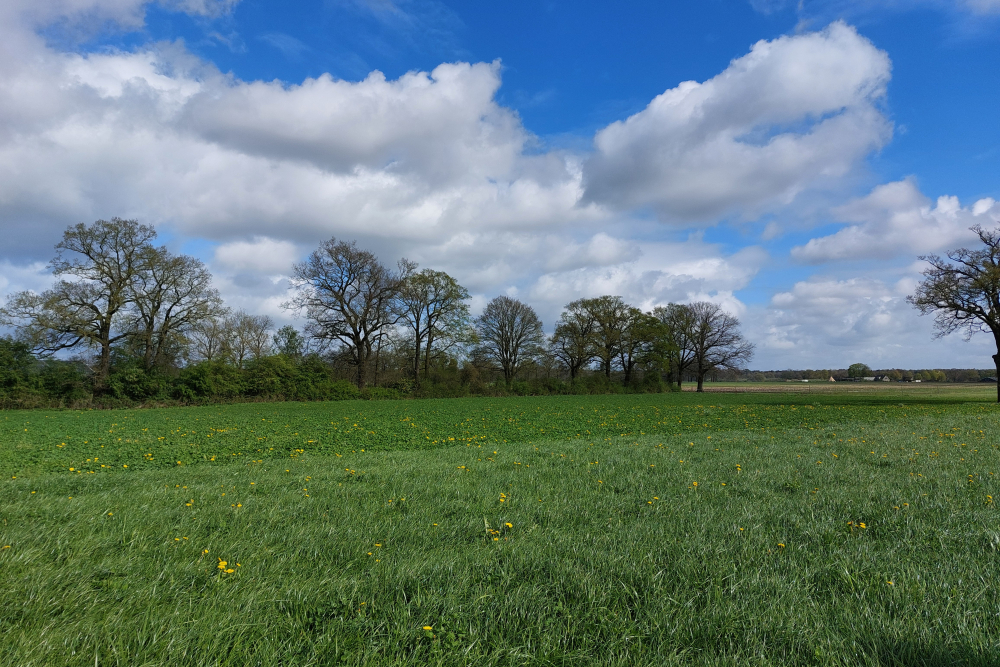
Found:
[1,0,999,370]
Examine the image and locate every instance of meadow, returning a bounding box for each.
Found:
[1,387,999,665]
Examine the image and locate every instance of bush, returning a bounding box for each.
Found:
[175,361,246,400]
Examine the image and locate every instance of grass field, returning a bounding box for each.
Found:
[2,387,999,665]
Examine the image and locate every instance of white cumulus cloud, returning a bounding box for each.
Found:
[791,179,1000,263]
[583,22,892,222]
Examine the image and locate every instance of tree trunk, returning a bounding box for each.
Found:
[354,343,368,390]
[994,352,1000,403]
[95,342,112,394]
[412,329,421,388]
[424,332,434,381]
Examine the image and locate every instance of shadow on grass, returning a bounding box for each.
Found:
[860,639,995,667]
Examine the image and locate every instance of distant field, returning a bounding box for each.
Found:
[2,390,999,665]
[688,381,999,395]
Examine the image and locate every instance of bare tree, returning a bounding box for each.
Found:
[286,238,409,389]
[397,268,471,387]
[686,302,754,392]
[474,296,545,386]
[226,310,274,367]
[187,313,231,362]
[651,304,697,389]
[908,225,1000,402]
[550,301,597,381]
[0,218,156,392]
[130,248,222,370]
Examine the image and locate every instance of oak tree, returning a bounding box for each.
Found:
[474,296,545,386]
[909,224,1000,402]
[286,238,409,389]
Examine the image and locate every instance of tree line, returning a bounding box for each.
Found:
[0,219,757,407]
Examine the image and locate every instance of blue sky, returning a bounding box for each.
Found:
[2,0,999,369]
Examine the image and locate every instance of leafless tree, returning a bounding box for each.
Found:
[129,248,222,370]
[685,302,754,392]
[187,313,232,362]
[0,218,156,392]
[226,310,274,367]
[286,238,410,389]
[474,296,545,386]
[550,300,597,381]
[909,224,1000,402]
[397,268,471,387]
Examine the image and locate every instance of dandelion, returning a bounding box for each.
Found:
[423,626,433,631]
[778,543,785,548]
[505,522,512,528]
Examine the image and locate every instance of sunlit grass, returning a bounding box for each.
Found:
[1,391,999,665]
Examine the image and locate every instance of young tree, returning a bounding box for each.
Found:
[397,269,471,387]
[685,302,754,392]
[273,324,306,359]
[187,313,231,362]
[0,218,156,392]
[286,238,409,389]
[550,301,597,381]
[226,310,274,367]
[909,224,1000,402]
[474,296,545,386]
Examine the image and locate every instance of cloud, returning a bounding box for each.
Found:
[964,0,1000,14]
[0,0,239,37]
[791,179,1000,263]
[749,275,988,367]
[749,0,1000,18]
[583,22,892,223]
[0,6,916,360]
[182,61,526,184]
[526,241,767,324]
[213,236,299,274]
[258,33,310,59]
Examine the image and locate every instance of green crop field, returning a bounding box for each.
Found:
[2,388,999,665]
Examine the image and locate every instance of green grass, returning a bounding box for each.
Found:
[2,389,999,665]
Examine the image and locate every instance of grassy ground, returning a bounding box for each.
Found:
[2,389,999,665]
